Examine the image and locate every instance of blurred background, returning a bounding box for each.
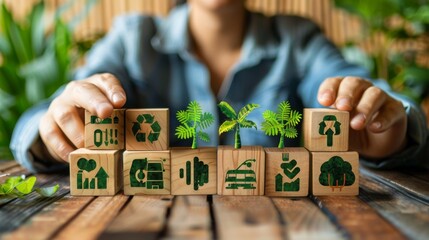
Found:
[0,0,428,159]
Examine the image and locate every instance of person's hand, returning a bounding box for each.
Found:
[318,76,407,159]
[39,73,126,163]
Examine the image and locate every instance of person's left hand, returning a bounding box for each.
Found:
[317,76,407,159]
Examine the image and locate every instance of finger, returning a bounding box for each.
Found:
[39,113,75,162]
[50,98,85,148]
[63,80,114,119]
[335,77,373,111]
[88,73,126,108]
[350,86,387,130]
[368,98,405,133]
[318,77,343,106]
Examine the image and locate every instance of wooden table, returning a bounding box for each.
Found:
[1,160,429,240]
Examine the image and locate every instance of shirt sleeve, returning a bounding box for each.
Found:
[294,19,428,169]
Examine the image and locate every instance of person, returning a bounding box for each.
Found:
[10,0,428,173]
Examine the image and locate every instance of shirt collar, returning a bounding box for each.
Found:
[151,4,280,61]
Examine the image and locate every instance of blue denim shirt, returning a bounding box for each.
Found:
[11,5,428,172]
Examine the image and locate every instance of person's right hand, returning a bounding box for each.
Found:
[39,73,126,163]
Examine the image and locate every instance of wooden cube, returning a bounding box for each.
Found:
[217,146,265,196]
[125,109,169,151]
[69,148,122,196]
[85,109,125,150]
[311,151,359,196]
[303,108,349,152]
[171,147,217,195]
[265,147,309,197]
[123,150,171,195]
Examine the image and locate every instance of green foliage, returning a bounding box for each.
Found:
[0,0,99,159]
[0,175,59,198]
[319,156,355,189]
[218,101,259,149]
[334,0,429,103]
[261,101,302,148]
[175,101,214,149]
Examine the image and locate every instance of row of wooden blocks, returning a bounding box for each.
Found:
[70,146,359,197]
[85,108,350,152]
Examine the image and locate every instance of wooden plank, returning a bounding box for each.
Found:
[165,196,212,240]
[53,194,129,240]
[2,195,94,240]
[359,176,429,239]
[311,195,405,239]
[100,195,173,240]
[212,196,282,239]
[0,174,69,233]
[0,161,20,172]
[272,198,344,239]
[361,166,429,204]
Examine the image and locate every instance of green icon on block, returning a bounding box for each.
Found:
[225,159,257,190]
[130,158,166,189]
[76,158,109,190]
[132,114,161,143]
[319,156,355,192]
[179,156,209,191]
[275,153,300,192]
[318,115,341,147]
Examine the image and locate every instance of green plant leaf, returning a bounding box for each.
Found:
[276,101,291,121]
[218,101,237,119]
[175,125,194,139]
[176,110,190,125]
[15,176,36,195]
[198,131,210,142]
[35,184,59,197]
[239,119,257,129]
[237,103,259,122]
[187,100,202,124]
[199,112,214,129]
[29,1,45,56]
[284,127,298,138]
[219,120,237,135]
[261,119,281,136]
[286,110,302,127]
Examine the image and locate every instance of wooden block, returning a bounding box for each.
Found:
[171,147,217,195]
[125,109,169,151]
[84,109,125,150]
[123,150,171,195]
[69,148,123,196]
[311,151,359,196]
[303,108,349,151]
[217,146,265,196]
[264,147,309,197]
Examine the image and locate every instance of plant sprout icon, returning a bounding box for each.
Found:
[318,115,341,147]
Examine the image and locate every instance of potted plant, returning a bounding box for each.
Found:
[170,101,217,195]
[261,101,309,197]
[217,101,265,196]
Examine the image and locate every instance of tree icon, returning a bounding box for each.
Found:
[218,101,259,149]
[261,101,302,148]
[319,156,355,192]
[175,101,215,149]
[318,115,341,147]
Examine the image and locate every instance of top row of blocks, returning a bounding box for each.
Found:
[85,108,350,152]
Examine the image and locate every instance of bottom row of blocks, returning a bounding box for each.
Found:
[69,146,359,196]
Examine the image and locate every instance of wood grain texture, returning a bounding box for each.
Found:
[359,176,429,239]
[213,195,282,239]
[84,109,125,150]
[3,195,94,240]
[312,195,405,239]
[272,198,344,239]
[217,146,265,196]
[171,147,217,195]
[123,150,171,195]
[303,108,349,152]
[265,147,309,197]
[53,194,129,240]
[166,196,212,240]
[100,195,173,240]
[125,109,169,151]
[69,149,123,196]
[311,151,359,196]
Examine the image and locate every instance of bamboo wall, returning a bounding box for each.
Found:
[3,0,363,47]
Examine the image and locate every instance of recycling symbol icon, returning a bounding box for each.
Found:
[132,114,161,143]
